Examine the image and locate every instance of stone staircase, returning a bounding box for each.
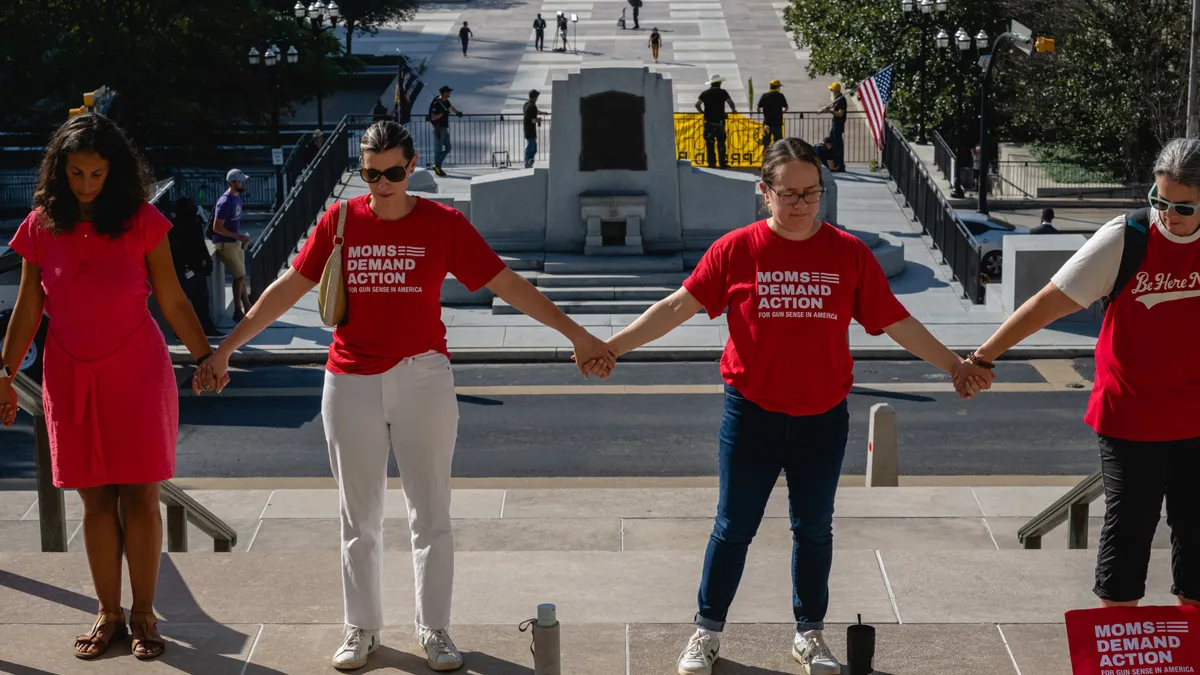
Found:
[493,254,688,315]
[0,484,1166,674]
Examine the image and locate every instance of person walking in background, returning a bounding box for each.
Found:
[648,27,662,63]
[210,169,252,321]
[523,89,542,169]
[428,85,463,177]
[458,21,473,56]
[696,75,736,169]
[757,79,789,148]
[818,83,847,171]
[1030,207,1059,234]
[197,121,615,672]
[0,113,218,661]
[168,196,222,338]
[582,138,987,675]
[629,0,642,29]
[957,138,1200,616]
[533,13,547,51]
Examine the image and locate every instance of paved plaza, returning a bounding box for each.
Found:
[344,0,836,114]
[0,483,1167,674]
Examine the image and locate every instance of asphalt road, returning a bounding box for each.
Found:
[0,360,1101,480]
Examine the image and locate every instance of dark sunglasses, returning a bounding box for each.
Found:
[1148,185,1200,217]
[360,160,412,184]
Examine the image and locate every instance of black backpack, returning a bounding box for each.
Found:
[1101,207,1152,311]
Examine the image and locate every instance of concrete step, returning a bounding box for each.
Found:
[536,272,688,288]
[493,298,658,314]
[499,252,546,272]
[542,253,683,275]
[537,286,676,301]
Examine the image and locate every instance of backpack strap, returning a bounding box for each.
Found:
[1101,207,1152,310]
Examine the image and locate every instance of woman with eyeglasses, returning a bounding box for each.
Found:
[957,138,1200,613]
[586,138,984,675]
[199,120,614,672]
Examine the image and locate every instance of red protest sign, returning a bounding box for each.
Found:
[1066,605,1200,675]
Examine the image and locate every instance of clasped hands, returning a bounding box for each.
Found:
[191,351,232,395]
[953,357,995,399]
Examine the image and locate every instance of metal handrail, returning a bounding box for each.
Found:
[11,371,237,552]
[1017,471,1104,549]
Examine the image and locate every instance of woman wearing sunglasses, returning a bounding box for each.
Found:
[957,138,1200,612]
[199,120,615,672]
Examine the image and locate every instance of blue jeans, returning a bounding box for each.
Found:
[433,127,451,167]
[696,386,849,632]
[525,138,537,165]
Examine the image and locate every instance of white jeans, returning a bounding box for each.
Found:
[322,351,459,632]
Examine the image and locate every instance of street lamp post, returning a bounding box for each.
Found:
[294,1,341,131]
[901,0,947,145]
[940,27,987,198]
[249,43,300,209]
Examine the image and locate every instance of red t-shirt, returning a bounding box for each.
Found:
[1087,224,1200,441]
[683,221,910,416]
[291,195,506,375]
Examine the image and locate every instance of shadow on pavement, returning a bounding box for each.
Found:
[887,260,950,295]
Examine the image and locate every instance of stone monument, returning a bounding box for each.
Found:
[468,64,760,255]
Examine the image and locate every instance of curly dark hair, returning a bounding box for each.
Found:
[32,113,152,238]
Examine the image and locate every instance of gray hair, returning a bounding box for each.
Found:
[1153,138,1200,190]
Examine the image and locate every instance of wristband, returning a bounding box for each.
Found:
[967,352,995,370]
[196,352,214,366]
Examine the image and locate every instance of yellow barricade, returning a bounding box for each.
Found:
[674,113,766,168]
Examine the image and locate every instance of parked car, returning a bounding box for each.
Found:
[955,211,1029,282]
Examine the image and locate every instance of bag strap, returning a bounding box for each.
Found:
[332,200,347,247]
[1102,207,1152,310]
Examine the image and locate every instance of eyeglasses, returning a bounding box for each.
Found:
[360,160,412,184]
[1148,185,1200,217]
[764,182,825,205]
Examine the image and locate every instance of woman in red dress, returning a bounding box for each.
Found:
[0,114,215,660]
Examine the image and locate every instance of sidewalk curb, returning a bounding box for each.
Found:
[170,345,1097,365]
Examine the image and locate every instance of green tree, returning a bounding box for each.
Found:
[337,0,417,56]
[782,0,1192,177]
[0,0,343,142]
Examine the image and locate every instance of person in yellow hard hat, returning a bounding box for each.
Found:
[756,79,789,147]
[818,83,847,171]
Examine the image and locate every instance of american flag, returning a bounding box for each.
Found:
[857,65,894,150]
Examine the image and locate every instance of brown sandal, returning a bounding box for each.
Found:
[74,610,128,660]
[129,611,167,661]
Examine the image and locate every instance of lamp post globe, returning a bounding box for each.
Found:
[900,0,914,14]
[287,45,300,64]
[934,0,948,11]
[327,2,340,20]
[936,28,950,49]
[248,47,261,65]
[294,1,306,18]
[975,30,989,49]
[919,0,933,15]
[957,29,972,52]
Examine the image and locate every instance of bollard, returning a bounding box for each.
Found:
[521,603,561,675]
[866,403,898,487]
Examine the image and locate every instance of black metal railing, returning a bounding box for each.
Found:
[11,371,237,552]
[395,113,552,168]
[1018,472,1104,549]
[247,116,351,301]
[0,172,38,217]
[995,161,1151,199]
[884,121,986,304]
[932,130,955,184]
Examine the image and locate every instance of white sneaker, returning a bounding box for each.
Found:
[418,626,464,671]
[792,629,841,675]
[677,630,720,675]
[330,627,379,671]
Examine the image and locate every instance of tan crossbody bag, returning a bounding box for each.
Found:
[317,201,348,327]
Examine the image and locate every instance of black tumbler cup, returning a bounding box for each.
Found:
[846,614,876,675]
